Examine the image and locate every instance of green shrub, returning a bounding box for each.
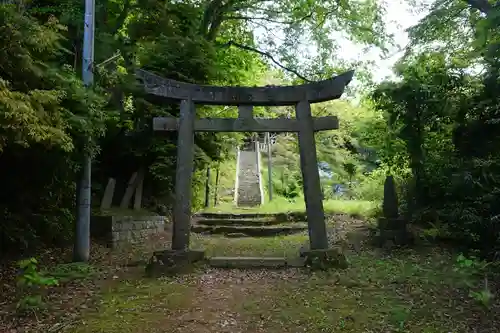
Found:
[16,258,59,313]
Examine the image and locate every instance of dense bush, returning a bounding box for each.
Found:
[370,4,500,258]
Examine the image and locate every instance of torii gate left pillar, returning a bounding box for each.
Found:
[136,69,354,253]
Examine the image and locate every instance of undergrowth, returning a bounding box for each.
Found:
[203,197,378,217]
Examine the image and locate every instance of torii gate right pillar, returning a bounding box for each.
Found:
[296,100,328,249]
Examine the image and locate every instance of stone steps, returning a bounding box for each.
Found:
[192,211,309,237]
[191,225,308,237]
[237,202,260,208]
[193,212,307,221]
[236,149,263,206]
[195,218,291,227]
[208,256,305,269]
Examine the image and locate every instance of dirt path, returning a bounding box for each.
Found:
[90,267,305,333]
[170,268,310,333]
[173,270,263,333]
[3,213,499,333]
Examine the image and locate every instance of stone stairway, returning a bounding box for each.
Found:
[235,148,263,207]
[191,212,308,268]
[191,212,308,238]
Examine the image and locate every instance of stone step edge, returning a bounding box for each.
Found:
[195,219,306,226]
[191,225,308,237]
[208,256,305,268]
[193,212,307,220]
[192,225,307,230]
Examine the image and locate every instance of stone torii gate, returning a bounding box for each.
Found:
[136,69,354,254]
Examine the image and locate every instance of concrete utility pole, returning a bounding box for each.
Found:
[74,0,95,262]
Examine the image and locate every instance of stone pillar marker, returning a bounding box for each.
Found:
[100,178,116,210]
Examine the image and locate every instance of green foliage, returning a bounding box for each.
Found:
[16,258,59,312]
[371,19,500,257]
[48,262,97,282]
[17,258,59,288]
[351,168,389,202]
[469,288,494,309]
[453,253,494,308]
[260,99,385,204]
[272,170,302,200]
[0,5,106,250]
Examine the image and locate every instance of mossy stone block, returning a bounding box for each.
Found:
[303,247,349,270]
[145,249,205,277]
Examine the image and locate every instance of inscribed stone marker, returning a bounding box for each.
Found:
[100,178,116,210]
[120,172,138,208]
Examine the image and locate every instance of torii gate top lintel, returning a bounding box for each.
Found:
[135,69,354,106]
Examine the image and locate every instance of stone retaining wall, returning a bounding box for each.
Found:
[91,215,166,248]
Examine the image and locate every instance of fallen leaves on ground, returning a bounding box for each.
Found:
[1,215,500,333]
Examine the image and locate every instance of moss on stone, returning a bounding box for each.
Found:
[145,249,205,277]
[303,247,349,270]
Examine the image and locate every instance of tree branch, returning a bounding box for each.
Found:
[217,40,312,82]
[111,0,132,35]
[224,11,315,25]
[464,0,493,14]
[224,15,294,24]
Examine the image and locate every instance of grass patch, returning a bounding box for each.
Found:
[76,278,193,333]
[47,262,98,282]
[191,233,308,258]
[210,156,237,204]
[238,247,490,333]
[204,197,378,217]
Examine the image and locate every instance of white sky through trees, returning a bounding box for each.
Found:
[253,0,431,85]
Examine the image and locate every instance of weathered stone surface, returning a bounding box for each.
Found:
[236,148,263,207]
[153,116,339,133]
[145,249,205,277]
[100,178,116,209]
[171,99,195,251]
[377,217,414,247]
[136,68,354,106]
[91,215,166,248]
[195,218,287,227]
[302,248,349,270]
[193,212,307,221]
[378,216,407,230]
[296,100,329,250]
[191,225,307,237]
[208,257,304,269]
